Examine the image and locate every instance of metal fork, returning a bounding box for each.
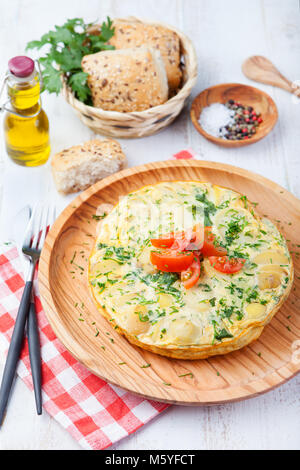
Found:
[0,203,56,426]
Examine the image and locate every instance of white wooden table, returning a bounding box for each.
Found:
[0,0,299,450]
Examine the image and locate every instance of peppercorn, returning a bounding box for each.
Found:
[220,100,263,140]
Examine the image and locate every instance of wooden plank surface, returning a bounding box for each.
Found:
[0,0,299,450]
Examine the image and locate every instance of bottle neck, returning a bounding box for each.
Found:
[7,70,40,111]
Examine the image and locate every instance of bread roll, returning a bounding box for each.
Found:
[108,19,182,91]
[51,139,126,194]
[81,47,168,112]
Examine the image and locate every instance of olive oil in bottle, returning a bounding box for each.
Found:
[2,56,50,166]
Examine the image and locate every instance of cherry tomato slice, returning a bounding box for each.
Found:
[184,224,204,251]
[151,226,226,258]
[151,228,195,251]
[150,234,175,249]
[209,256,245,274]
[150,249,194,272]
[201,227,227,257]
[181,257,201,289]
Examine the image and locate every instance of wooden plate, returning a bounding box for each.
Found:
[190,83,278,147]
[38,160,300,405]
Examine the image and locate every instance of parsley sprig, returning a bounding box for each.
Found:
[26,17,115,103]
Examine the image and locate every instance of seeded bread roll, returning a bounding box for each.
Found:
[108,19,182,91]
[81,47,168,112]
[51,139,126,194]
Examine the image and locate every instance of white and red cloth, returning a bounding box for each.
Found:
[0,149,195,450]
[172,148,197,160]
[0,245,168,449]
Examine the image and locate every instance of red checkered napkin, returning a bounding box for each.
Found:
[172,148,198,160]
[0,150,195,450]
[0,245,168,449]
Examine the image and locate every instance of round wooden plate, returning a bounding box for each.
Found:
[38,160,300,405]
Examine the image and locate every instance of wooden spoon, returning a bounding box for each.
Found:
[242,56,299,95]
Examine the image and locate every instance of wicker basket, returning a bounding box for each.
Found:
[62,17,197,138]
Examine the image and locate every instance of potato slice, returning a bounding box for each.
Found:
[112,292,137,308]
[258,272,281,290]
[137,246,156,274]
[125,305,150,335]
[89,259,123,276]
[246,303,267,318]
[254,250,289,265]
[258,265,285,290]
[213,185,225,206]
[158,294,173,308]
[260,265,286,274]
[167,319,199,345]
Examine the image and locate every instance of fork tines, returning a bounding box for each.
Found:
[23,203,56,256]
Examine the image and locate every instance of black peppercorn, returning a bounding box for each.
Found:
[219,100,262,140]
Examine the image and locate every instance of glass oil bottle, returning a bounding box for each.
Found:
[0,56,50,166]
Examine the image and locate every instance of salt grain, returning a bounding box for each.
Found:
[199,103,235,138]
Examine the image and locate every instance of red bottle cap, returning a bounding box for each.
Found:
[8,56,35,78]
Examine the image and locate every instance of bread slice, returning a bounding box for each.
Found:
[51,139,126,194]
[108,19,182,92]
[81,47,168,112]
